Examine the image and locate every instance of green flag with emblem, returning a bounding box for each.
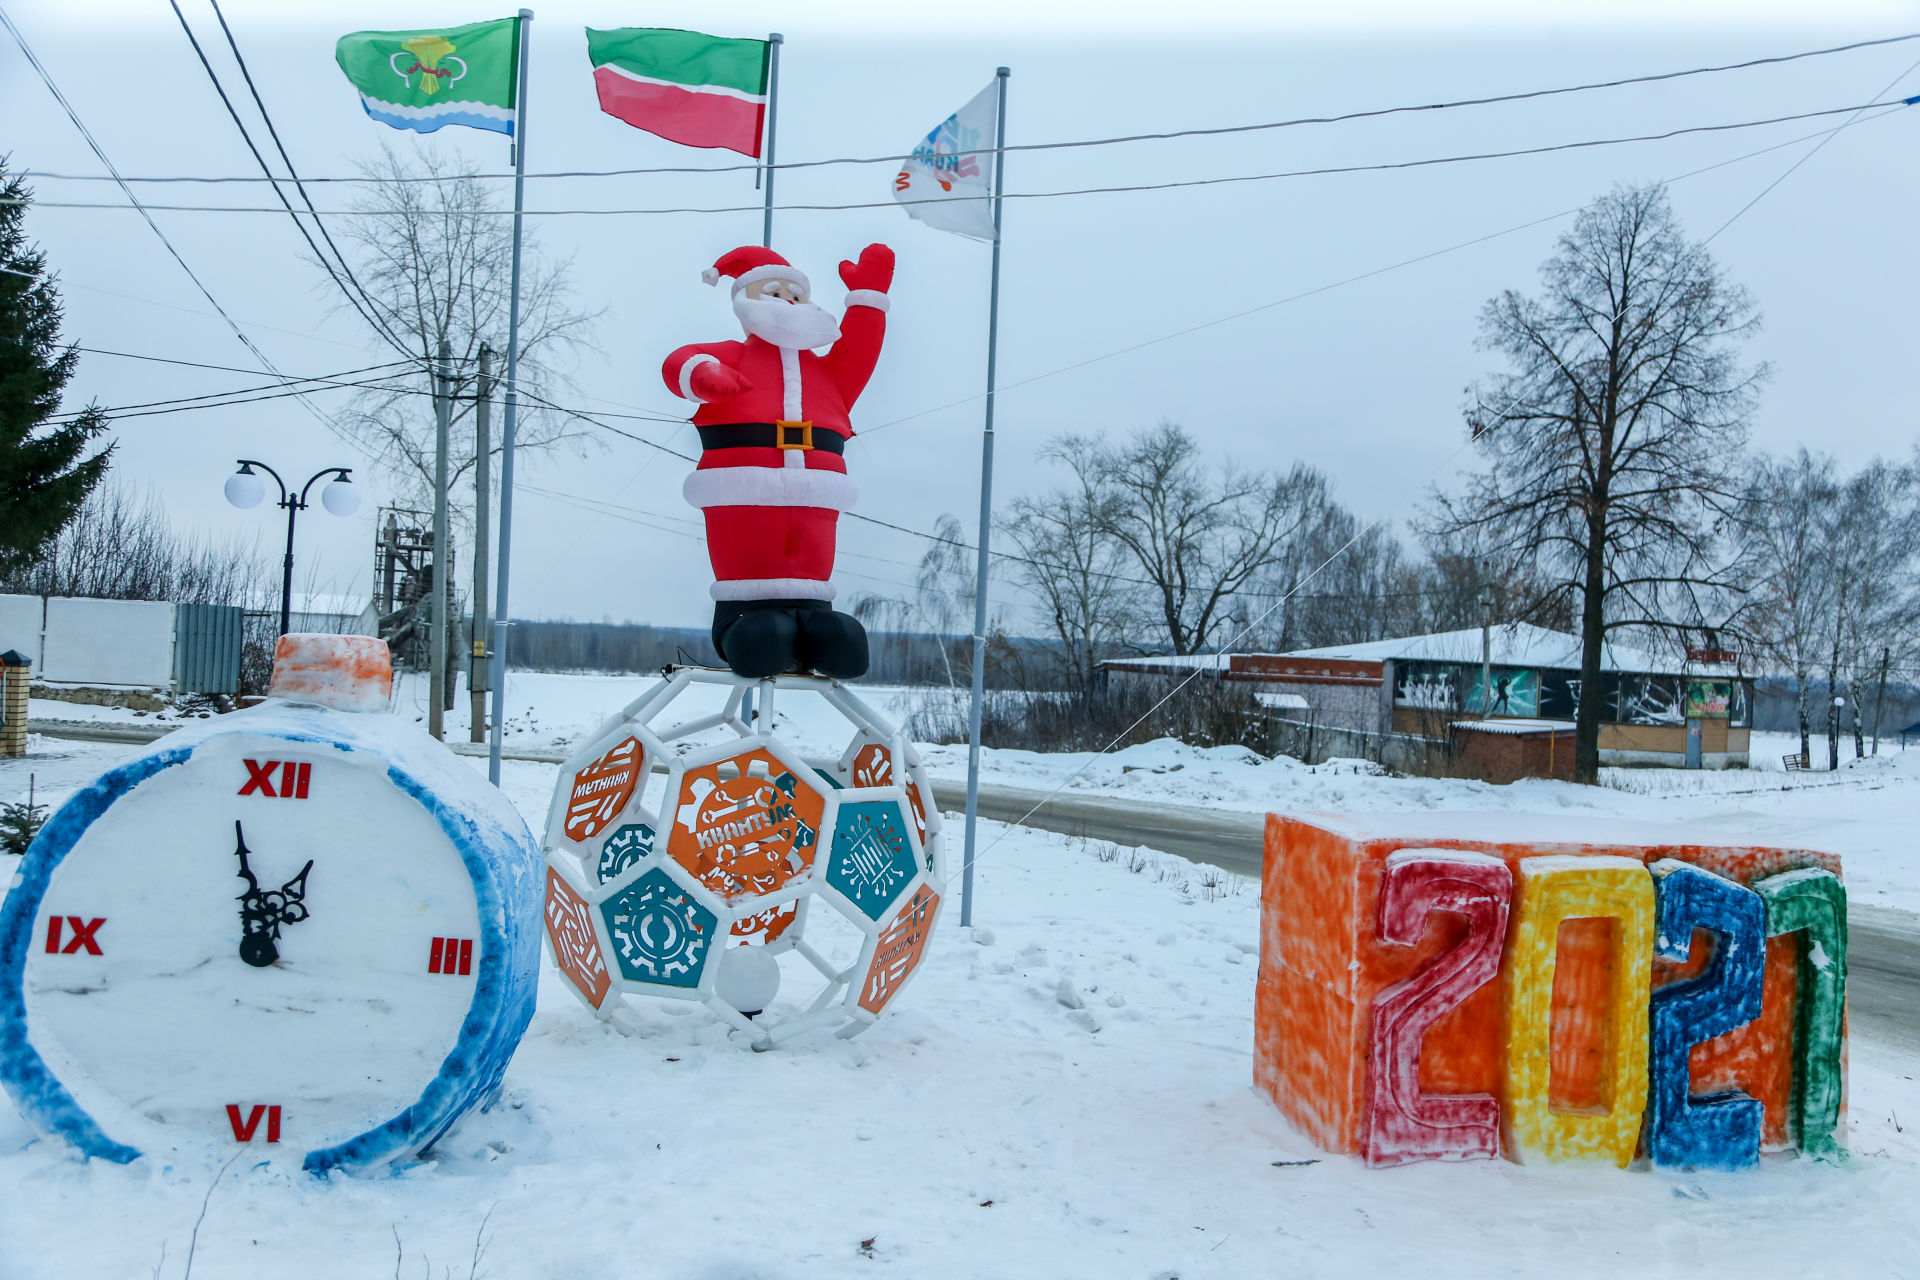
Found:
[335,17,520,136]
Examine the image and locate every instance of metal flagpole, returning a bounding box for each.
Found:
[488,8,533,786]
[761,33,781,248]
[960,66,1009,929]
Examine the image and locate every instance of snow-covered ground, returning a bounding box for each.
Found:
[4,677,1920,1276]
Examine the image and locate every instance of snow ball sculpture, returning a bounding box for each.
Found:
[0,635,543,1174]
[542,667,944,1050]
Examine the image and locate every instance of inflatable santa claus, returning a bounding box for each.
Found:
[663,243,894,680]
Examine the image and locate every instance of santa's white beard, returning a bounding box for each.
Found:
[733,293,841,350]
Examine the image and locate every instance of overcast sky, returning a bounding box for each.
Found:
[5,0,1918,633]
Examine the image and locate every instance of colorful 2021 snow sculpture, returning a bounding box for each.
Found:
[661,242,895,682]
[0,635,542,1174]
[1257,813,1846,1170]
[541,667,944,1049]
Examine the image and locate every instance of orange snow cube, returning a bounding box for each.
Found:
[1256,812,1841,1160]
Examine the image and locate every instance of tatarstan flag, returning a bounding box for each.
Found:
[586,28,771,157]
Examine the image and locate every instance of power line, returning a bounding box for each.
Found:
[13,98,1914,219]
[43,357,417,419]
[0,1,348,442]
[1703,53,1920,243]
[21,30,1920,186]
[44,374,426,424]
[164,0,415,363]
[864,103,1914,437]
[199,0,418,361]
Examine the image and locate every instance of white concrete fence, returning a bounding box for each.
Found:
[0,594,177,688]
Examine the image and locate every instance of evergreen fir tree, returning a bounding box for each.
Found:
[0,774,46,856]
[0,160,112,574]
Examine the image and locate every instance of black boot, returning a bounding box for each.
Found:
[796,606,869,679]
[712,604,800,679]
[711,599,869,680]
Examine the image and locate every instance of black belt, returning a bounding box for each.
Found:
[697,421,846,455]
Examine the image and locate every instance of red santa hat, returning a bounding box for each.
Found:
[701,246,811,296]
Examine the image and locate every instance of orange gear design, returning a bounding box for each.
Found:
[668,748,824,909]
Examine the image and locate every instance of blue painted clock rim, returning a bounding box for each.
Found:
[0,727,540,1176]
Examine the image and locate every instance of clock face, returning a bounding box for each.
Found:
[17,733,482,1162]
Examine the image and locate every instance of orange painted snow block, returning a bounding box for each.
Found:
[267,633,393,713]
[1256,812,1843,1161]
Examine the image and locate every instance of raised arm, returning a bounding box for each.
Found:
[823,244,894,412]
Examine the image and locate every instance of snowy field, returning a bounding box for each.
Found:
[5,677,1920,1276]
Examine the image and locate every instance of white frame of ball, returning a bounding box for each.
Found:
[542,667,946,1050]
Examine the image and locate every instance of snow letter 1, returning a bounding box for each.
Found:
[1647,860,1766,1170]
[1364,849,1512,1167]
[1754,867,1848,1157]
[1500,855,1654,1167]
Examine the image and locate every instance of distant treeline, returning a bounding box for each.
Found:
[503,617,1076,690]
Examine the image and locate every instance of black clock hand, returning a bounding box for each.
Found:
[234,824,314,968]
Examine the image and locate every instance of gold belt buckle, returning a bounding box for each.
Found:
[776,420,814,450]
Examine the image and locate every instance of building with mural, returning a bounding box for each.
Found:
[1100,623,1752,769]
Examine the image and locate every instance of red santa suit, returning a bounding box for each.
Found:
[661,245,892,605]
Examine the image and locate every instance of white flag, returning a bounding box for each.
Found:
[892,81,999,242]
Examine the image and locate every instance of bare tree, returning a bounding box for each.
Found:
[1096,421,1328,655]
[1735,449,1836,760]
[0,482,269,605]
[1002,435,1140,691]
[1825,458,1920,758]
[1431,183,1764,783]
[332,145,603,512]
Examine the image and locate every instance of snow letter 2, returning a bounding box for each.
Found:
[1647,860,1766,1170]
[1364,849,1511,1167]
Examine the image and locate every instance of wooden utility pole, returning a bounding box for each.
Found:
[470,346,493,743]
[1873,644,1891,755]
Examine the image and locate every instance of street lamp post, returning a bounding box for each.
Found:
[225,461,361,637]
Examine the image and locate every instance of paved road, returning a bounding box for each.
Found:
[32,718,1920,1053]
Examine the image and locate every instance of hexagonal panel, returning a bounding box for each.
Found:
[564,736,645,844]
[845,738,930,850]
[667,747,824,906]
[596,822,656,884]
[545,868,611,1009]
[859,885,940,1014]
[598,867,718,989]
[826,800,919,922]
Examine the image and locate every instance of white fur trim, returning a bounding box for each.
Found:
[731,263,811,295]
[711,577,836,602]
[779,346,803,422]
[683,465,859,511]
[677,353,720,402]
[844,289,890,313]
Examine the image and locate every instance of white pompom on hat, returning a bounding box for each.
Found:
[702,245,811,296]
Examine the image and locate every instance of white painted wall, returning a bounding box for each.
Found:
[39,598,175,687]
[0,595,43,665]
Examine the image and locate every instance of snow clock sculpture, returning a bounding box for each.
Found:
[0,635,542,1174]
[542,667,944,1050]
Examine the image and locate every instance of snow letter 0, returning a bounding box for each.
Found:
[1500,855,1654,1167]
[1647,860,1766,1170]
[1364,849,1511,1167]
[1754,867,1848,1157]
